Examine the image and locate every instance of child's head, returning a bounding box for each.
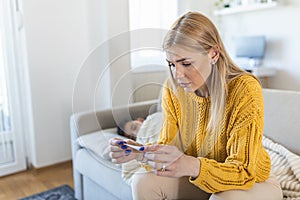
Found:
[117,118,144,140]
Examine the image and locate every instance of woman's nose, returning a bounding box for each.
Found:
[175,65,185,79]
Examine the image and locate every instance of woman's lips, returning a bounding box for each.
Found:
[179,82,191,88]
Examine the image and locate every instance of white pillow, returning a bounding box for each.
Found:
[77,128,127,160]
[77,112,163,160]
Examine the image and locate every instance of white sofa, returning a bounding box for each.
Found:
[70,89,300,200]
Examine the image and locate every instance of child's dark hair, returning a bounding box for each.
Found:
[117,119,138,140]
[117,119,129,137]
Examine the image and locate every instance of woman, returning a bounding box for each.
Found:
[109,11,282,200]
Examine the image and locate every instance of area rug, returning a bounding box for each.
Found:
[20,184,75,200]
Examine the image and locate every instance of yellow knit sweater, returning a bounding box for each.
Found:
[158,74,271,193]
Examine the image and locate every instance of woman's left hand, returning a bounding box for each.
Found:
[143,144,201,178]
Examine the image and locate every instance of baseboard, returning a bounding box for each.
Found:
[29,160,73,174]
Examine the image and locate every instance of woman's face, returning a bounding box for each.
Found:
[166,46,214,94]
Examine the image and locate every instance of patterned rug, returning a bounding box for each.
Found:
[20,185,75,200]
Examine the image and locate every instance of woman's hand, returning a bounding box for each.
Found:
[109,138,144,164]
[143,144,201,178]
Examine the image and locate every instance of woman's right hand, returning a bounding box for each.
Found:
[109,138,144,164]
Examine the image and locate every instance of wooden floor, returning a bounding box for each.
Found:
[0,161,74,200]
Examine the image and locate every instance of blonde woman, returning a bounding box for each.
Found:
[109,11,282,200]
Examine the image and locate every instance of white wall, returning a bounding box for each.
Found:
[22,0,95,168]
[178,0,300,91]
[106,0,132,107]
[85,0,133,108]
[178,0,213,16]
[22,0,133,168]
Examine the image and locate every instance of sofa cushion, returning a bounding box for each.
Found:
[263,89,300,155]
[77,128,127,160]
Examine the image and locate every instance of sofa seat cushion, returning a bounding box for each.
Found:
[77,128,127,160]
[75,148,132,200]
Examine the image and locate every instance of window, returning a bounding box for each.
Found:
[0,32,11,133]
[0,0,27,175]
[128,0,178,72]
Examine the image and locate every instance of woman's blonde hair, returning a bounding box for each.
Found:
[163,11,248,135]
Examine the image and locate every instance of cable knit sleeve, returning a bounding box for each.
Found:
[190,76,271,193]
[157,79,180,145]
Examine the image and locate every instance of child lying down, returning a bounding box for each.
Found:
[117,112,163,185]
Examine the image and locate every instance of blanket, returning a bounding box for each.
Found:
[263,136,300,200]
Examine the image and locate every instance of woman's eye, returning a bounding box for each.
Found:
[182,63,191,67]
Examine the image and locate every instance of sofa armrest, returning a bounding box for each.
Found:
[70,99,158,200]
[71,99,158,138]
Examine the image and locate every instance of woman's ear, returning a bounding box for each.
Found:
[209,45,220,64]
